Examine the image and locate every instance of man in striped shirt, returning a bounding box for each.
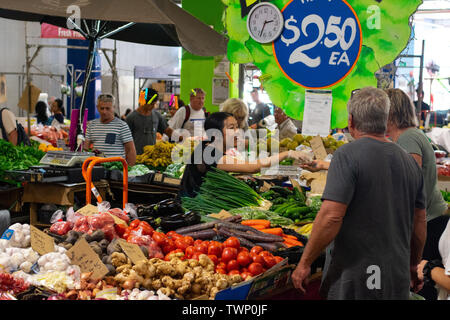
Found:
[84,94,136,165]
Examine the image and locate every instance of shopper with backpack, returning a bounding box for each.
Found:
[166,88,209,142]
[0,107,18,145]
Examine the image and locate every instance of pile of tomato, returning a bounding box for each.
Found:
[150,231,284,280]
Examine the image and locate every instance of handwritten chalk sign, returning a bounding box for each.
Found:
[30,225,55,255]
[118,240,147,265]
[66,238,108,280]
[107,213,127,226]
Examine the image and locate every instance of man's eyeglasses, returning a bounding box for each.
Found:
[351,89,360,98]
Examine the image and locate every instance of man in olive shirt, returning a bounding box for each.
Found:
[126,88,170,155]
[292,87,427,300]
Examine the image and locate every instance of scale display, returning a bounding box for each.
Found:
[39,151,95,167]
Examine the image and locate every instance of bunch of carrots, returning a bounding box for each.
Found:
[241,220,304,248]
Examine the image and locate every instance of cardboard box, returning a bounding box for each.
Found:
[151,82,166,94]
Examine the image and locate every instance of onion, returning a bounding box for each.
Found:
[122,280,135,290]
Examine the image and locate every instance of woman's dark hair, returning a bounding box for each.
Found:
[54,99,65,116]
[204,112,234,142]
[124,108,132,116]
[178,99,186,108]
[35,101,48,124]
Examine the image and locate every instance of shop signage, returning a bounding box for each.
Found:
[273,0,362,89]
[41,23,85,40]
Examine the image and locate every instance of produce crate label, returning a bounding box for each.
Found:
[30,225,55,256]
[1,229,14,240]
[163,177,180,186]
[310,136,328,160]
[107,213,128,226]
[118,239,147,265]
[66,238,109,280]
[77,204,99,216]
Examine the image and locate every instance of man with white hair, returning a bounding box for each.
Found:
[292,87,427,300]
[84,93,136,165]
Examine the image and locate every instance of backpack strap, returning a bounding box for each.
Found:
[0,107,9,141]
[181,105,191,129]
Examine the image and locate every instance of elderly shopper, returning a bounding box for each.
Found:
[292,87,427,300]
[385,88,448,300]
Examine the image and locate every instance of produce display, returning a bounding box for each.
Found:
[136,141,175,169]
[182,168,266,214]
[0,140,45,175]
[38,143,63,152]
[441,190,450,206]
[164,163,185,179]
[279,134,345,151]
[26,125,68,147]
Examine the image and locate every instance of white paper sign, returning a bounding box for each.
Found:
[301,90,333,137]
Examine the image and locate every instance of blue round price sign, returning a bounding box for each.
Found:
[273,0,363,89]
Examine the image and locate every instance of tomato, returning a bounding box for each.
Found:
[175,238,189,251]
[237,251,252,267]
[274,256,284,264]
[248,262,263,276]
[240,272,252,280]
[259,251,273,258]
[191,252,201,261]
[250,246,263,255]
[114,224,127,237]
[221,247,238,263]
[194,239,203,246]
[216,268,227,275]
[122,229,131,240]
[208,243,223,257]
[228,270,241,276]
[194,242,208,254]
[263,255,277,269]
[207,254,219,265]
[152,232,168,246]
[161,238,176,255]
[226,259,240,272]
[252,254,265,265]
[183,236,194,246]
[138,221,154,236]
[129,219,141,229]
[217,262,227,270]
[223,237,240,249]
[238,247,249,254]
[185,246,196,259]
[166,231,179,239]
[241,267,248,273]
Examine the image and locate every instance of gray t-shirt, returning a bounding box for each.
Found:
[126,110,168,155]
[397,128,447,221]
[321,137,426,300]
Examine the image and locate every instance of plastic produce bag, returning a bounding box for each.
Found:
[108,208,130,225]
[50,210,64,224]
[97,201,111,214]
[66,207,83,225]
[49,221,72,236]
[124,203,138,220]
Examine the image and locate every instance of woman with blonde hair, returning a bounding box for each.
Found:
[220,98,249,130]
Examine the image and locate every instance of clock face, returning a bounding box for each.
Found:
[247,3,284,44]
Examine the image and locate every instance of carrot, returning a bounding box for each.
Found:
[250,225,267,230]
[283,241,294,248]
[241,220,271,228]
[284,234,298,240]
[283,237,304,247]
[260,228,283,236]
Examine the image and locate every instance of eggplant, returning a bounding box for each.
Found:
[159,211,201,232]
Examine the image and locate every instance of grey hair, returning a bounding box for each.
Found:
[97,93,115,106]
[384,88,418,129]
[347,87,390,134]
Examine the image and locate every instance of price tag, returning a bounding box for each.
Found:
[66,238,109,280]
[77,204,99,216]
[259,181,272,193]
[209,210,233,220]
[107,213,128,226]
[302,90,333,137]
[1,229,14,240]
[153,173,163,183]
[30,225,55,256]
[273,0,362,89]
[118,239,147,265]
[310,136,328,160]
[290,178,303,193]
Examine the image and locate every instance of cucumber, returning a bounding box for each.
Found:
[270,186,292,197]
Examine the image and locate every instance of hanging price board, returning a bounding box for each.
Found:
[273,0,362,89]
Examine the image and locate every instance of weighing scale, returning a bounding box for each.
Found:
[5,151,105,184]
